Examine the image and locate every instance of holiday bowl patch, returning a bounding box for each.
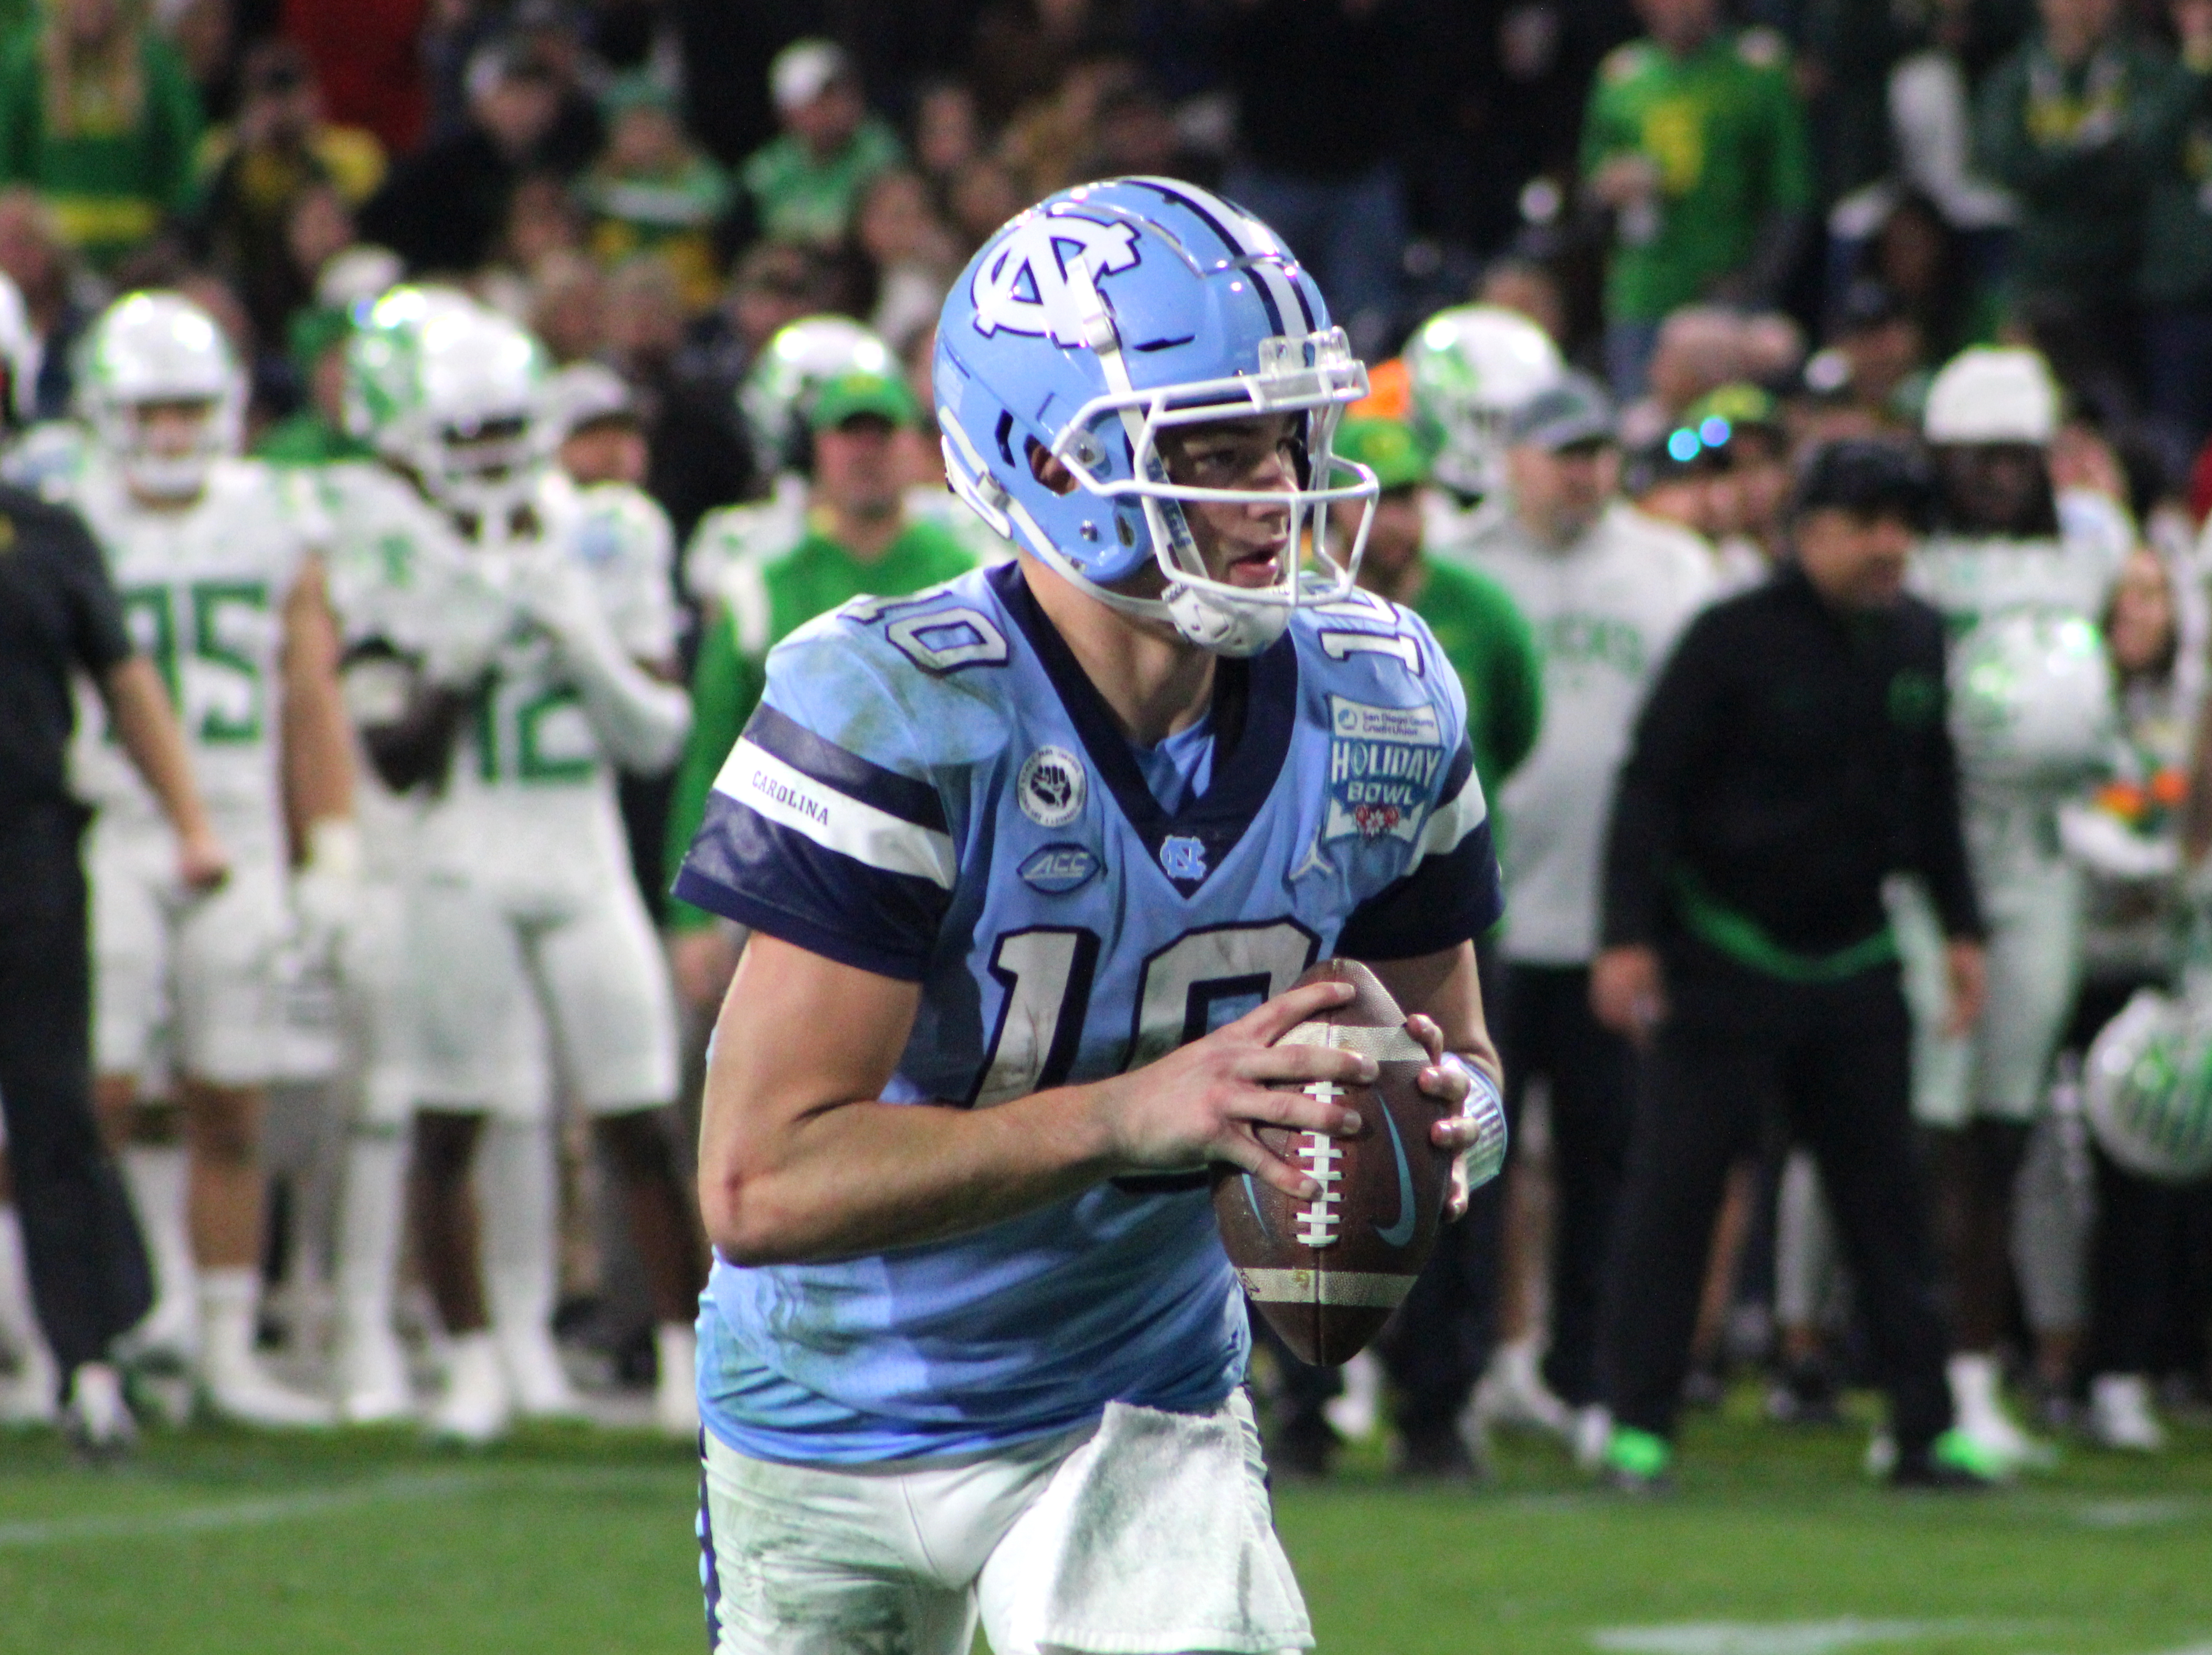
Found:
[1324,695,1442,844]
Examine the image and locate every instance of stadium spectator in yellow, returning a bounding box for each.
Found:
[1581,0,1814,396]
[740,38,900,249]
[1976,0,2202,381]
[0,0,203,270]
[580,73,731,314]
[662,367,973,1014]
[191,41,382,342]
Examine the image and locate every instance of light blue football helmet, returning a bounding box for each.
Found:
[935,177,1376,656]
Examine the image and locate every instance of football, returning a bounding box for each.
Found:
[1212,958,1453,1366]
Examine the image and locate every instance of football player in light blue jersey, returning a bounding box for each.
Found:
[677,178,1509,1655]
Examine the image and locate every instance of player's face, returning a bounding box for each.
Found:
[1794,505,1913,609]
[445,415,533,480]
[560,421,648,488]
[1154,413,1299,589]
[129,397,216,459]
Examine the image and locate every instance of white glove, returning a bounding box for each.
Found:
[292,817,363,956]
[510,554,691,774]
[420,563,517,689]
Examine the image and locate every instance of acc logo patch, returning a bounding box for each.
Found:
[1017,842,1100,895]
[971,214,1142,346]
[1325,695,1442,844]
[1017,746,1086,827]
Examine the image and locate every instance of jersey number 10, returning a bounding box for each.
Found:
[970,919,1318,1108]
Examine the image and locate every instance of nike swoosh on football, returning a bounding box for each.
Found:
[1374,1099,1416,1248]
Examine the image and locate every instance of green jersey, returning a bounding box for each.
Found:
[1580,28,1815,323]
[2138,65,2212,307]
[739,118,902,246]
[1404,557,1542,805]
[0,26,204,268]
[254,410,373,468]
[1976,32,2197,308]
[664,516,976,928]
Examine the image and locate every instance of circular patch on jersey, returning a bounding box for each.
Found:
[1018,746,1086,828]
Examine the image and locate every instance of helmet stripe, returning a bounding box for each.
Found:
[1126,176,1313,339]
[1158,177,1320,336]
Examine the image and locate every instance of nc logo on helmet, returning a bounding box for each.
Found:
[971,215,1142,347]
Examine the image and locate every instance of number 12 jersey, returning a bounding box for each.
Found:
[677,561,1502,1464]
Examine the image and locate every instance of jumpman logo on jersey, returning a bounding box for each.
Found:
[970,215,1142,346]
[1288,831,1332,882]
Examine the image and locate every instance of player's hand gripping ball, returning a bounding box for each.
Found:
[1212,960,1454,1366]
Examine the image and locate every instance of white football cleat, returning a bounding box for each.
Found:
[430,1332,511,1445]
[63,1363,136,1458]
[1946,1354,2053,1471]
[1323,1349,1382,1442]
[198,1268,332,1428]
[203,1358,336,1428]
[118,1292,201,1374]
[0,1342,59,1426]
[1471,1341,1574,1437]
[494,1322,584,1419]
[2087,1374,2165,1452]
[654,1323,699,1438]
[1572,1404,1613,1472]
[334,1319,416,1424]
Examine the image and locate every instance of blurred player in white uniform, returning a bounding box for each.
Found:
[324,288,700,1440]
[1892,347,2130,1469]
[60,292,356,1426]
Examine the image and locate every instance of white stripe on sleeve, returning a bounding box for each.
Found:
[711,739,957,888]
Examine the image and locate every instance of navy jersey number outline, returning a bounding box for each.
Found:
[967,918,1319,1109]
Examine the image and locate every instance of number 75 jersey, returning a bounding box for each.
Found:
[674,560,1501,1461]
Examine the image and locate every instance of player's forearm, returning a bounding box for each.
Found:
[701,1081,1120,1266]
[101,655,215,842]
[281,579,356,830]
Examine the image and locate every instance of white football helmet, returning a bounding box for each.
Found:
[2084,989,2212,1184]
[1406,304,1564,499]
[741,315,896,476]
[77,291,244,499]
[344,285,551,525]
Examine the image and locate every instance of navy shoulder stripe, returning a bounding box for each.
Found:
[746,703,947,832]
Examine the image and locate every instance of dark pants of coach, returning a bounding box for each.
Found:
[1602,949,1952,1456]
[0,829,152,1372]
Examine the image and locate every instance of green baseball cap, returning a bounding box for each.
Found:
[1334,417,1430,492]
[808,368,919,432]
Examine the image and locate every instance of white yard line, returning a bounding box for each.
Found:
[0,1462,692,1551]
[1592,1620,2005,1655]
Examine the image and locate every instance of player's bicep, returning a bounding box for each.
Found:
[703,934,922,1179]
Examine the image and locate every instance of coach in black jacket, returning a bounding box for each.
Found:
[1588,440,1992,1490]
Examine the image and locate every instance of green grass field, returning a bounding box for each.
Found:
[1,1396,2207,1654]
